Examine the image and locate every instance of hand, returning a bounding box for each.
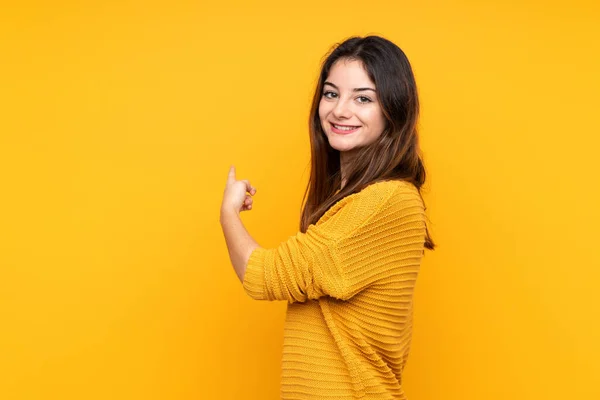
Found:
[221,165,257,214]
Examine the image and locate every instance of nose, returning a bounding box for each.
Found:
[332,97,353,119]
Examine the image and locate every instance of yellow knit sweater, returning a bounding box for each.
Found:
[242,179,427,399]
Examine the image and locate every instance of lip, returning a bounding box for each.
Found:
[330,121,360,127]
[330,122,361,134]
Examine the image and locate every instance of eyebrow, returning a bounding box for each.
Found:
[323,81,376,93]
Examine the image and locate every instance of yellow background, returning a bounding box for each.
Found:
[1,1,599,399]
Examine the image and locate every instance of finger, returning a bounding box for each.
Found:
[241,179,254,194]
[227,165,236,183]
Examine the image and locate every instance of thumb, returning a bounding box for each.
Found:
[227,165,236,183]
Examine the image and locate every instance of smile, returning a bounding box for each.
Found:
[331,123,361,134]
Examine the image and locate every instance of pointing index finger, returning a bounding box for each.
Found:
[227,165,236,181]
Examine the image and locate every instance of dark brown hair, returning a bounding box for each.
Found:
[300,35,435,250]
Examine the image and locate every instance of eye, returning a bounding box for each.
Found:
[323,91,373,104]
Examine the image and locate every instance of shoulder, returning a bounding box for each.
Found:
[375,180,426,221]
[359,179,419,199]
[313,180,423,239]
[352,179,424,222]
[373,179,424,208]
[325,179,420,217]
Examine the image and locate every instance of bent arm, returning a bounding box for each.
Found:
[242,226,343,303]
[240,181,427,303]
[220,207,260,283]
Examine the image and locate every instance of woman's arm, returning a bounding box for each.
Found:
[220,165,259,283]
[240,181,427,303]
[220,207,259,283]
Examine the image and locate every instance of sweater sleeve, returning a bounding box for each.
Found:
[242,181,427,303]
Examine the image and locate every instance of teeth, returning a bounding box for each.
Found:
[334,124,359,131]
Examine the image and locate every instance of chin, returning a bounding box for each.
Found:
[325,133,347,145]
[328,141,356,152]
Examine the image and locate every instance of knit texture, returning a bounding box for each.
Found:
[243,180,427,399]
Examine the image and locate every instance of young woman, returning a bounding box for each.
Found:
[220,35,435,399]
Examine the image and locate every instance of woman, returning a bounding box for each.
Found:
[220,35,435,399]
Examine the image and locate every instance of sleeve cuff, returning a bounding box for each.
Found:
[242,246,269,300]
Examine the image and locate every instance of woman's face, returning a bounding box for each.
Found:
[318,58,386,154]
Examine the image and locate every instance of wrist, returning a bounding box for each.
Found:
[220,205,239,221]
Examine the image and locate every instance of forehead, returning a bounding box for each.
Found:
[326,59,374,88]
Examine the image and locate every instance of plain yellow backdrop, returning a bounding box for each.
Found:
[1,0,599,399]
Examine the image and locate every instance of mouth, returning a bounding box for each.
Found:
[330,122,361,134]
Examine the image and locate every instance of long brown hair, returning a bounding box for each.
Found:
[300,35,436,250]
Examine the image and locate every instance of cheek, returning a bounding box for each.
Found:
[318,101,327,120]
[318,103,330,133]
[362,108,385,129]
